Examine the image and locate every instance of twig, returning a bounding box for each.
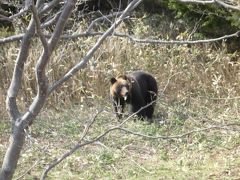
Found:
[162,72,183,94]
[1,29,239,45]
[177,0,240,11]
[86,12,122,32]
[39,0,64,15]
[79,110,104,142]
[31,4,49,51]
[118,99,157,126]
[41,11,61,28]
[129,158,154,174]
[201,96,240,100]
[40,110,103,180]
[124,31,240,45]
[118,124,239,140]
[0,14,12,22]
[15,159,40,180]
[0,8,29,22]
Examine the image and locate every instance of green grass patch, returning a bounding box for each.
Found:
[1,100,239,179]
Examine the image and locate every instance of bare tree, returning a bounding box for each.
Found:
[0,0,77,179]
[0,0,142,179]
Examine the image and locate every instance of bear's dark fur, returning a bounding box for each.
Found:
[110,71,158,122]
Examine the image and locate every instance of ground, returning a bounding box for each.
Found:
[0,98,240,179]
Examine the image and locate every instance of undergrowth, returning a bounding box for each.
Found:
[1,97,239,179]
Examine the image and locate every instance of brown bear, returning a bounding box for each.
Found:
[110,71,158,122]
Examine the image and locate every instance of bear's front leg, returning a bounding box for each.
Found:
[113,98,125,119]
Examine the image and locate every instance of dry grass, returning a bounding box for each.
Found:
[0,14,240,112]
[1,100,239,179]
[0,36,239,113]
[0,14,240,179]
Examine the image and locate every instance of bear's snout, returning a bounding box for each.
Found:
[120,87,128,98]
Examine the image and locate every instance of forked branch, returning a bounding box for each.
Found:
[48,0,143,94]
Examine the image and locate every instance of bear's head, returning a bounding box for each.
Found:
[110,75,132,101]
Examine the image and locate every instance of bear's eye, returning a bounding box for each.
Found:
[116,86,122,95]
[115,85,126,95]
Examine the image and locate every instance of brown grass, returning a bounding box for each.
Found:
[0,16,239,117]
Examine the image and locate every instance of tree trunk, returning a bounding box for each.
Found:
[0,1,78,179]
[0,124,25,180]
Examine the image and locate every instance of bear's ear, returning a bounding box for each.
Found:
[128,76,135,84]
[122,75,128,80]
[110,77,117,84]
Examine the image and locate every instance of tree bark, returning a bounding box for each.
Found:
[0,0,77,179]
[0,123,25,180]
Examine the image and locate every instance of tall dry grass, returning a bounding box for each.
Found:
[0,17,239,118]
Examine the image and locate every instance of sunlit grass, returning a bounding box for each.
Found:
[0,98,239,179]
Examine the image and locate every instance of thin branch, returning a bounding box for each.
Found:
[129,158,154,174]
[47,0,76,52]
[8,8,29,20]
[48,0,143,94]
[123,31,240,45]
[79,110,104,142]
[215,0,240,10]
[0,34,24,44]
[31,4,48,50]
[177,0,240,11]
[0,0,45,22]
[118,124,238,140]
[41,11,61,28]
[0,14,12,22]
[39,0,63,15]
[118,99,158,126]
[86,12,123,32]
[15,159,40,180]
[162,72,183,93]
[200,96,240,100]
[0,3,29,22]
[178,0,214,4]
[1,29,239,45]
[40,110,103,180]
